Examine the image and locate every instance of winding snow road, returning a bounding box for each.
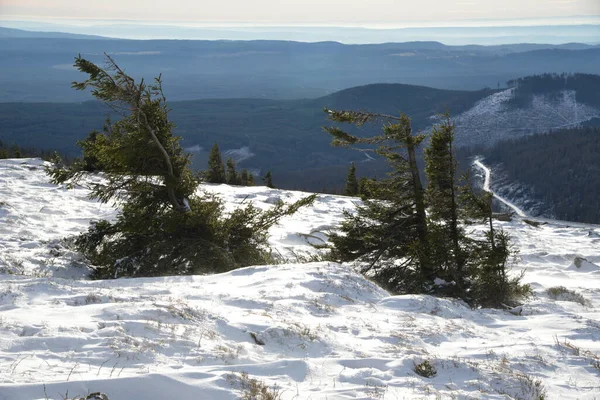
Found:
[473,159,527,217]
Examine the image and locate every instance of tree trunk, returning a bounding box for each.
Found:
[488,196,496,252]
[407,140,432,281]
[139,111,188,213]
[448,147,465,295]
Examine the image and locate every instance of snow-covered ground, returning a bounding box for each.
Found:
[472,159,527,218]
[1,159,600,400]
[452,89,600,147]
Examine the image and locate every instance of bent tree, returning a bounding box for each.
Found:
[324,108,530,307]
[48,54,315,278]
[324,109,433,291]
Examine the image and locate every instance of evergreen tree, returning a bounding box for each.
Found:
[48,54,194,213]
[459,171,530,307]
[47,54,315,279]
[358,177,374,198]
[11,145,22,158]
[206,143,226,183]
[424,116,467,296]
[247,172,255,186]
[344,162,359,196]
[264,171,274,188]
[0,140,66,162]
[324,107,529,306]
[240,169,251,186]
[226,158,239,185]
[324,109,432,290]
[80,129,103,171]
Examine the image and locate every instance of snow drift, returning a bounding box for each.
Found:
[1,159,599,399]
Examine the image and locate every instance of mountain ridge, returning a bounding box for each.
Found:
[0,82,494,175]
[2,36,600,102]
[0,26,110,40]
[2,76,600,218]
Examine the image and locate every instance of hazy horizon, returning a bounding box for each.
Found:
[1,15,599,45]
[2,14,600,29]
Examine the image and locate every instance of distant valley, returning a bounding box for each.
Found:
[0,83,495,178]
[1,31,599,223]
[1,32,600,102]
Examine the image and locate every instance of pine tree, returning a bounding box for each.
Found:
[424,115,467,296]
[206,143,226,183]
[47,54,194,213]
[46,54,316,279]
[264,171,274,188]
[226,158,239,185]
[324,109,432,290]
[459,170,531,307]
[357,177,373,198]
[247,172,255,186]
[240,169,250,186]
[344,162,359,196]
[12,145,22,158]
[324,107,529,306]
[80,130,103,171]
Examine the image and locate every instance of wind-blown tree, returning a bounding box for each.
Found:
[48,54,195,214]
[324,108,529,306]
[324,109,433,291]
[47,54,315,278]
[344,162,359,196]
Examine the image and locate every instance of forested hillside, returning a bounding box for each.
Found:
[0,83,493,189]
[1,37,600,102]
[506,73,600,109]
[474,126,600,224]
[451,73,600,148]
[0,139,63,161]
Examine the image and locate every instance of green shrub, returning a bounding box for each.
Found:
[414,360,436,378]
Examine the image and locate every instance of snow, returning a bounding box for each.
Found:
[473,159,527,217]
[1,158,600,399]
[452,89,600,147]
[223,147,255,164]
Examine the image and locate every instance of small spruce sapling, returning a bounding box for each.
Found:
[206,142,226,183]
[264,171,274,188]
[344,162,359,196]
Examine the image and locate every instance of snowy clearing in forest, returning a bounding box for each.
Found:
[453,89,600,147]
[1,159,599,399]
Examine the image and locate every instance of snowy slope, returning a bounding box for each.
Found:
[1,159,600,400]
[452,89,600,147]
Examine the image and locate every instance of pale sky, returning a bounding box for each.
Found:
[1,0,599,26]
